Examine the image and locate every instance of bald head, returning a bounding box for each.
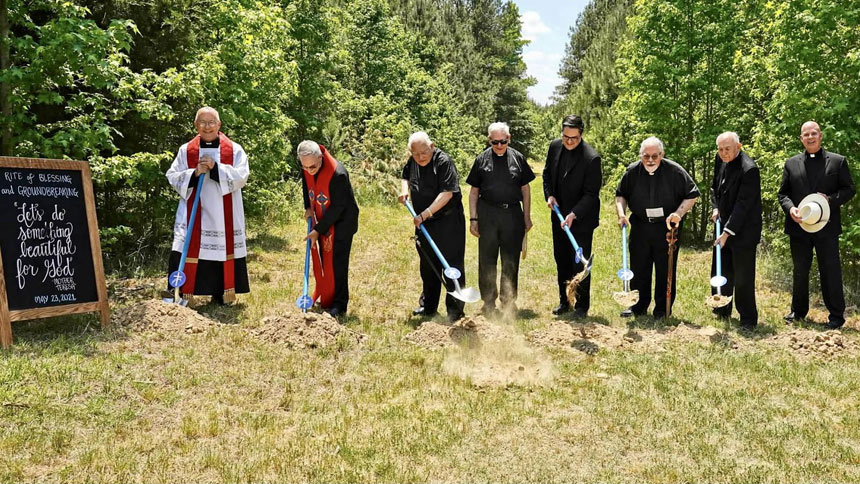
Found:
[194,106,221,142]
[800,120,822,154]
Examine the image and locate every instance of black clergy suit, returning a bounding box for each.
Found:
[778,149,856,325]
[710,151,762,325]
[542,139,602,311]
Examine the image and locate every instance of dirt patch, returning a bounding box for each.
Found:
[406,317,556,387]
[768,329,857,359]
[530,321,739,354]
[253,311,365,349]
[112,300,219,334]
[404,316,508,350]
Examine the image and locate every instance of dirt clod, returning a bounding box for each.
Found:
[112,300,219,334]
[253,311,365,349]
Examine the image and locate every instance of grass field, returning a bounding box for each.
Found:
[2,171,860,483]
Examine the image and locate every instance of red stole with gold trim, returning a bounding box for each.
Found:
[303,145,337,308]
[183,132,236,303]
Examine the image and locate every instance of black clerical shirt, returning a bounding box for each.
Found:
[401,148,462,215]
[466,147,535,204]
[616,158,700,220]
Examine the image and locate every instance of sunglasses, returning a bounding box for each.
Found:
[490,139,509,146]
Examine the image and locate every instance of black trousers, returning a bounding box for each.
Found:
[477,202,525,308]
[789,233,845,324]
[551,220,593,311]
[711,243,758,325]
[330,233,353,312]
[415,211,466,318]
[167,251,250,296]
[629,220,681,317]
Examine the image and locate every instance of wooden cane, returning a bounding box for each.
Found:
[666,225,678,317]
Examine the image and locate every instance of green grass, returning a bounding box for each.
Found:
[2,174,859,483]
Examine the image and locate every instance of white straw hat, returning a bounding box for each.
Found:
[798,193,830,233]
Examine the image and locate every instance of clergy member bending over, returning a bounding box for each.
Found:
[298,140,359,317]
[166,106,251,304]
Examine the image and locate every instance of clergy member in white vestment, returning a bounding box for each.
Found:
[165,106,250,304]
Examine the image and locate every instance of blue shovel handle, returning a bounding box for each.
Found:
[551,204,583,263]
[404,201,461,280]
[715,218,723,277]
[170,173,206,288]
[296,217,314,310]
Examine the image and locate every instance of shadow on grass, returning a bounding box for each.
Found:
[6,314,123,356]
[248,232,292,253]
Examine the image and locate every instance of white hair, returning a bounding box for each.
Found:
[408,131,433,149]
[297,140,322,158]
[716,131,740,145]
[194,106,220,123]
[487,122,510,137]
[639,136,664,155]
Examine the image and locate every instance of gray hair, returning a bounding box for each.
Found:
[408,131,433,149]
[716,131,740,145]
[296,140,322,158]
[487,122,510,137]
[639,136,664,155]
[194,106,220,123]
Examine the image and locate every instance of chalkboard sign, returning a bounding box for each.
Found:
[0,157,109,349]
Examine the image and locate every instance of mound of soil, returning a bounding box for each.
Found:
[404,316,509,350]
[253,311,365,349]
[530,321,737,354]
[769,329,856,358]
[112,300,218,334]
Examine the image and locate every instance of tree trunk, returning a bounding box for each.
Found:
[1,0,10,155]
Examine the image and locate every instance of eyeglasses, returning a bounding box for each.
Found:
[197,120,219,127]
[562,135,580,142]
[641,154,661,161]
[490,139,509,146]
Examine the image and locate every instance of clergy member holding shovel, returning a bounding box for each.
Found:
[709,132,762,330]
[165,107,251,305]
[399,132,470,323]
[299,140,360,318]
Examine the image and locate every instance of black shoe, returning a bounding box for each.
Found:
[326,306,342,317]
[739,321,757,331]
[620,309,633,318]
[825,320,845,330]
[552,303,571,315]
[448,312,465,323]
[712,308,730,320]
[412,307,437,317]
[784,312,805,323]
[572,309,588,320]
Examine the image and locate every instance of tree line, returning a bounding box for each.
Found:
[545,0,860,287]
[0,0,539,271]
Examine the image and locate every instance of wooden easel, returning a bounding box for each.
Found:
[0,157,110,349]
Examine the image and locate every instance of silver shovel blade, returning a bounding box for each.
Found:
[162,297,189,307]
[450,281,481,303]
[582,254,595,277]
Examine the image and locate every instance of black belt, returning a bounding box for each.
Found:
[634,214,666,224]
[480,199,519,209]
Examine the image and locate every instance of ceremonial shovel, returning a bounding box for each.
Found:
[551,204,593,273]
[706,218,733,309]
[404,200,480,303]
[666,224,678,317]
[165,173,206,306]
[295,217,314,312]
[612,224,639,307]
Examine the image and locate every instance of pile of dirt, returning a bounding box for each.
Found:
[529,321,738,354]
[404,316,508,350]
[406,317,556,387]
[253,311,365,349]
[769,329,856,358]
[112,300,218,334]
